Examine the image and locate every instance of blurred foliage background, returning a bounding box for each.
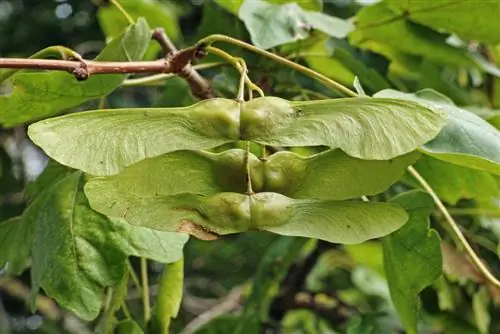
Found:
[1,0,500,333]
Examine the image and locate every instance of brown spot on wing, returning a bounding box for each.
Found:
[178,220,219,241]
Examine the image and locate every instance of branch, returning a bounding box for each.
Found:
[152,28,214,99]
[268,240,355,327]
[180,286,243,334]
[0,276,61,321]
[0,45,201,81]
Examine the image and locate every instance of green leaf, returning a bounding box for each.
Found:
[466,106,500,130]
[347,314,385,334]
[195,1,248,57]
[197,315,244,334]
[28,98,239,176]
[408,155,498,205]
[156,77,197,108]
[28,166,187,320]
[86,189,408,244]
[95,267,130,334]
[385,0,500,44]
[84,148,417,204]
[328,44,392,93]
[472,287,491,334]
[114,320,144,334]
[374,89,500,175]
[215,0,322,14]
[98,0,180,61]
[0,18,151,127]
[235,237,309,333]
[242,96,446,160]
[382,190,442,334]
[0,217,32,275]
[152,258,184,334]
[304,39,356,88]
[350,2,475,68]
[239,0,353,49]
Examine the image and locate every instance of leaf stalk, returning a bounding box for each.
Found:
[407,166,500,290]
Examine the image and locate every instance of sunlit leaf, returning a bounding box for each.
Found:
[304,39,356,88]
[385,0,500,44]
[98,0,179,60]
[350,2,475,68]
[215,0,322,14]
[375,89,500,175]
[239,0,353,49]
[152,258,183,333]
[0,19,150,127]
[408,155,498,205]
[304,39,390,93]
[382,190,442,334]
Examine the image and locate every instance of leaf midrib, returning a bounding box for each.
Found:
[357,0,462,30]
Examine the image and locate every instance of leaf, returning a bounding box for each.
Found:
[156,77,197,108]
[114,320,144,334]
[28,166,187,320]
[238,0,353,49]
[85,148,418,204]
[195,1,248,57]
[466,106,500,130]
[472,287,491,334]
[347,314,385,334]
[440,242,482,283]
[242,96,446,160]
[86,188,408,244]
[0,217,32,275]
[28,98,239,176]
[98,0,180,60]
[385,0,500,44]
[303,39,356,88]
[95,267,130,334]
[350,2,475,68]
[408,155,498,205]
[417,61,474,106]
[374,89,500,175]
[235,237,308,333]
[99,0,179,40]
[215,0,322,14]
[0,18,151,127]
[152,258,184,334]
[197,315,245,334]
[382,190,442,334]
